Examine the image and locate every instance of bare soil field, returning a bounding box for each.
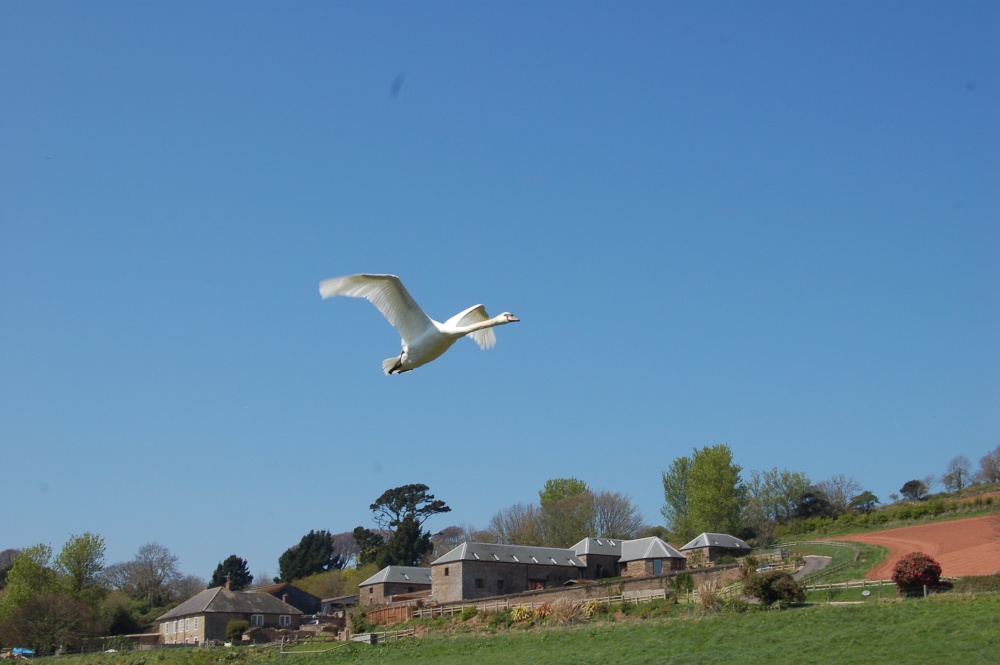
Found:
[830,514,1000,579]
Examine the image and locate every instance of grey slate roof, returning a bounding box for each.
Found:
[359,566,432,587]
[571,537,624,557]
[157,587,302,621]
[431,542,585,568]
[679,533,750,551]
[620,537,686,562]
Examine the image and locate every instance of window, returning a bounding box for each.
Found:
[497,580,504,591]
[475,578,484,589]
[407,586,415,593]
[194,617,198,629]
[251,614,264,627]
[279,615,291,628]
[444,567,449,576]
[184,618,190,631]
[368,587,373,594]
[653,559,663,575]
[173,621,178,633]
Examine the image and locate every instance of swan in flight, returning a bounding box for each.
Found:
[319,273,519,374]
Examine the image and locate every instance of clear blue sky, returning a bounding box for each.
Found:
[2,1,997,581]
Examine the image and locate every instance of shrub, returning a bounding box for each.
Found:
[459,606,478,622]
[510,605,532,622]
[486,609,514,631]
[742,571,805,606]
[696,580,723,611]
[225,619,249,643]
[892,552,942,595]
[549,599,578,624]
[582,599,607,617]
[672,572,694,596]
[533,603,551,619]
[722,597,752,614]
[348,609,368,634]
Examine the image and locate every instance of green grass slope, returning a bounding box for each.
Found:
[52,595,998,665]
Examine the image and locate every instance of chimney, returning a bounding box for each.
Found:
[225,576,232,591]
[282,594,289,604]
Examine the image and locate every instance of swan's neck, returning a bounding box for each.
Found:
[454,316,503,335]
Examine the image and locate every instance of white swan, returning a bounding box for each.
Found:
[319,273,519,374]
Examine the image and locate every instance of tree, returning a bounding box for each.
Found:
[900,479,929,501]
[356,484,451,568]
[539,478,588,507]
[661,455,693,541]
[686,444,744,536]
[54,532,106,605]
[278,531,343,582]
[662,446,745,541]
[539,491,596,547]
[0,592,102,655]
[815,474,862,515]
[369,484,451,531]
[849,490,880,514]
[0,545,57,623]
[794,486,836,519]
[592,490,644,540]
[210,555,253,590]
[352,527,386,567]
[486,502,543,546]
[976,443,1000,483]
[891,552,942,595]
[430,524,487,560]
[170,574,208,602]
[941,455,972,492]
[0,548,20,589]
[375,514,432,567]
[331,531,361,568]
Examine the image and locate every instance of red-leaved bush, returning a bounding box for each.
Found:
[891,551,942,594]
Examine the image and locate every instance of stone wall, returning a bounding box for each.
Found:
[430,565,740,610]
[431,560,582,604]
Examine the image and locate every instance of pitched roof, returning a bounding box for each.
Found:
[679,533,750,551]
[157,587,303,621]
[252,583,320,601]
[359,566,432,587]
[571,537,624,557]
[431,542,585,568]
[619,537,685,562]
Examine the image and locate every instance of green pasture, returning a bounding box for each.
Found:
[48,594,999,665]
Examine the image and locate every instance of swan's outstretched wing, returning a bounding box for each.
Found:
[320,274,435,344]
[444,304,497,350]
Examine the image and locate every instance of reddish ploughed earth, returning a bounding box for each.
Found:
[829,515,1000,579]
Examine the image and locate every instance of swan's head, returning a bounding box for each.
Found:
[499,312,519,324]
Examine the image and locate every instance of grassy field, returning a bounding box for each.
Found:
[787,541,888,584]
[49,594,999,665]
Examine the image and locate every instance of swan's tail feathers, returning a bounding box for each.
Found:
[383,356,403,375]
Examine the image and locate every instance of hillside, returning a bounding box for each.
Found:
[829,514,1000,579]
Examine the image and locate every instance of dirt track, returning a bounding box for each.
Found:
[830,515,1000,579]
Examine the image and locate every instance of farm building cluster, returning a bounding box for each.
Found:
[149,533,748,646]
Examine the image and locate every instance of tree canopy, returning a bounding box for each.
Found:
[356,484,451,568]
[210,555,254,590]
[662,444,744,541]
[277,530,344,582]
